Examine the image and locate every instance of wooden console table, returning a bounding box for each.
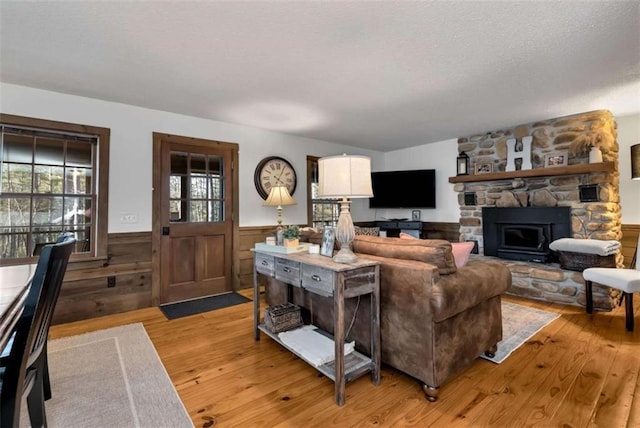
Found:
[252,248,380,406]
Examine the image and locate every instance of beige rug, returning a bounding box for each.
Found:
[481,301,560,364]
[20,323,193,428]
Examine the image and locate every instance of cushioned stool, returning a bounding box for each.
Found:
[583,234,640,331]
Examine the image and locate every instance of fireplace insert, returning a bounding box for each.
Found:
[482,207,571,263]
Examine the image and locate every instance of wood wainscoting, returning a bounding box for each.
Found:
[53,232,153,325]
[53,227,274,324]
[238,225,278,289]
[622,224,640,268]
[52,223,639,324]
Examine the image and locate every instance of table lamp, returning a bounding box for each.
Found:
[264,185,296,245]
[318,154,373,263]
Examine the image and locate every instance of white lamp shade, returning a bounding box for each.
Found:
[264,185,296,207]
[318,154,373,198]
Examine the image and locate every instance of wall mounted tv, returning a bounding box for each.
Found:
[369,169,436,208]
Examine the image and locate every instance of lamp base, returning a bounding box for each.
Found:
[333,247,358,264]
[333,197,357,264]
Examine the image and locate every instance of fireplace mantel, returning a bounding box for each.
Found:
[448,161,615,184]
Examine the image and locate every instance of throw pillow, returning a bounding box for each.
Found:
[451,242,475,268]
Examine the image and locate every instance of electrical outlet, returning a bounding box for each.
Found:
[107,276,116,288]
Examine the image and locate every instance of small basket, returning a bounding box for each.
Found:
[264,303,303,333]
[557,251,616,272]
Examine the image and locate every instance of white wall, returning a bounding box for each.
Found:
[2,83,638,231]
[615,113,640,225]
[0,83,383,232]
[368,138,460,222]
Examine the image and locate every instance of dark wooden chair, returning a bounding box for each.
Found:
[0,232,75,427]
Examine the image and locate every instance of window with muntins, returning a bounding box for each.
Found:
[0,116,109,262]
[169,151,224,223]
[308,157,339,229]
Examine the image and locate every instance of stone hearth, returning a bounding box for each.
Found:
[454,110,622,311]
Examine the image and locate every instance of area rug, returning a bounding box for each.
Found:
[20,323,193,428]
[480,301,560,364]
[160,292,251,320]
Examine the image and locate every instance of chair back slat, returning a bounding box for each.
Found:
[1,233,75,427]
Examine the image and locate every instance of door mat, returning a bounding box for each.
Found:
[160,292,251,320]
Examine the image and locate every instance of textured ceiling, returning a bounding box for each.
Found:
[1,1,639,152]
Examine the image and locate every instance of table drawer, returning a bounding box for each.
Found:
[302,265,335,296]
[275,258,301,286]
[255,253,275,277]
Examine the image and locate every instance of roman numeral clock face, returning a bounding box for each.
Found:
[254,156,297,200]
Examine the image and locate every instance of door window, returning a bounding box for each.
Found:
[169,151,224,223]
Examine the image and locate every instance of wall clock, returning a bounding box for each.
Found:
[254,156,297,200]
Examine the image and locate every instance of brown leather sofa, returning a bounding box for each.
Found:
[266,234,511,401]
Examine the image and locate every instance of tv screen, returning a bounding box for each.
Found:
[369,169,436,208]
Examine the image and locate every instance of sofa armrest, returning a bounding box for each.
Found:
[431,259,512,322]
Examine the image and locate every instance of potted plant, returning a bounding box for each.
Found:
[282,226,300,247]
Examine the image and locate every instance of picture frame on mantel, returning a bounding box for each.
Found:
[474,163,493,175]
[544,151,569,168]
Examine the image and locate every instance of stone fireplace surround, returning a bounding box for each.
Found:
[452,110,622,311]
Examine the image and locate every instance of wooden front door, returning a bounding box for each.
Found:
[152,133,238,305]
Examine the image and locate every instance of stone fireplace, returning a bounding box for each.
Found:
[451,110,623,310]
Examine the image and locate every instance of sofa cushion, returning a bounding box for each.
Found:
[353,235,457,274]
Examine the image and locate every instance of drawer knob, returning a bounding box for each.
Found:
[261,260,268,266]
[283,267,291,273]
[312,274,322,282]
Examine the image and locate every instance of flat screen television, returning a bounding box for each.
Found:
[369,169,436,208]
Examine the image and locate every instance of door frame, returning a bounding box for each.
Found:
[151,132,239,306]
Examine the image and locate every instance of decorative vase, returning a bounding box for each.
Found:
[589,146,603,164]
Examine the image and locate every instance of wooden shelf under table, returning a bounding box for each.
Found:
[257,324,374,382]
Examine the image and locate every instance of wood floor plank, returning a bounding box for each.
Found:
[48,293,640,427]
[588,343,640,427]
[415,299,575,427]
[626,363,640,427]
[547,300,625,427]
[457,311,587,426]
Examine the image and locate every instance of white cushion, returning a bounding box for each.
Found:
[583,268,640,293]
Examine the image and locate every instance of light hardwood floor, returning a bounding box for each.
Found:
[49,290,640,427]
